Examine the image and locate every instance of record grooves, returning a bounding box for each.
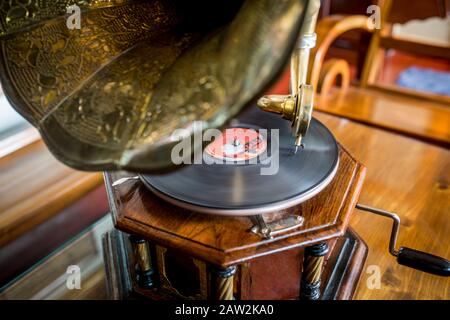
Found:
[140,107,339,216]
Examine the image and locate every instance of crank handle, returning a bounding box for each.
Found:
[356,204,450,277]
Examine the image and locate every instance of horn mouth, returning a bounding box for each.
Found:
[0,0,309,172]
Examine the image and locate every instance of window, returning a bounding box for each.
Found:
[0,85,30,141]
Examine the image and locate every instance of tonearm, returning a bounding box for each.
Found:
[258,0,321,152]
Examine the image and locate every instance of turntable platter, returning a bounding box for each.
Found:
[140,107,339,216]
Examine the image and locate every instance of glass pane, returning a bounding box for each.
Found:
[0,85,30,140]
[0,215,113,300]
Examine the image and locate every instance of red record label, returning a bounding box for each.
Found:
[205,127,267,161]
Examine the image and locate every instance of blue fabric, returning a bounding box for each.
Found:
[396,67,450,97]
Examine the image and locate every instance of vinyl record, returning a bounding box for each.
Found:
[140,106,339,216]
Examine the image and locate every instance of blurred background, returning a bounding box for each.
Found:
[0,0,448,299]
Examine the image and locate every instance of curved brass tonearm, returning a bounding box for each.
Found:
[258,0,321,151]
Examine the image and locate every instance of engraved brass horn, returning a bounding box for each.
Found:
[0,0,315,172]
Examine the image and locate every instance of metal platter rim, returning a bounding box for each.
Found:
[139,157,339,216]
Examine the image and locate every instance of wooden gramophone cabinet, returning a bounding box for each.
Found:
[102,144,368,300]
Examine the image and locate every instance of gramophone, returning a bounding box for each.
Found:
[0,0,448,300]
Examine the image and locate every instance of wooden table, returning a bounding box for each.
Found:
[315,87,450,147]
[1,112,448,300]
[315,111,449,300]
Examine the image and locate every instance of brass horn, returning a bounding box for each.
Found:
[0,0,318,172]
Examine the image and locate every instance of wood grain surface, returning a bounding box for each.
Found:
[315,111,449,300]
[316,87,450,146]
[0,140,103,246]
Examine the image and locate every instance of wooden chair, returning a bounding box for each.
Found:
[309,0,450,147]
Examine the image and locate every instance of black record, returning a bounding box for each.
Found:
[140,106,339,216]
